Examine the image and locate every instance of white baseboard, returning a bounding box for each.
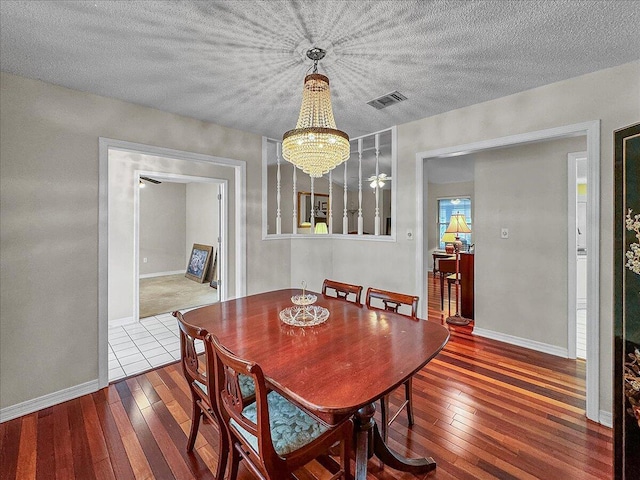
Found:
[599,410,613,428]
[139,270,184,279]
[473,327,569,358]
[109,316,135,327]
[0,379,100,423]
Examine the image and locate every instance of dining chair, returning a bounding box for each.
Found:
[365,287,419,443]
[173,311,255,480]
[210,334,353,480]
[322,279,363,304]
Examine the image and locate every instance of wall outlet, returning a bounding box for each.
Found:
[143,257,148,263]
[501,228,509,239]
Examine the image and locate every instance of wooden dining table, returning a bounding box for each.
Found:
[182,288,450,479]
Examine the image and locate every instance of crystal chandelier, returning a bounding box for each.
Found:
[282,47,350,177]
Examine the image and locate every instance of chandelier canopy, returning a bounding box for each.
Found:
[282,48,350,178]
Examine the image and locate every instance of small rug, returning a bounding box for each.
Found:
[139,274,219,318]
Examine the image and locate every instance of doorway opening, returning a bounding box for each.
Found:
[415,120,601,423]
[135,171,226,322]
[568,151,588,360]
[98,138,246,387]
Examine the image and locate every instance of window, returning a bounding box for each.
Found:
[438,198,472,250]
[262,127,396,239]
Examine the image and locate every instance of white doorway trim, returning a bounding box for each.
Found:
[414,120,601,423]
[567,151,588,360]
[133,171,228,322]
[98,138,247,389]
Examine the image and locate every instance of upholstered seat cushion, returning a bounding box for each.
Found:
[231,391,328,456]
[194,373,255,398]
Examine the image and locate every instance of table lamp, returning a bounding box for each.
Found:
[444,213,472,326]
[441,232,457,254]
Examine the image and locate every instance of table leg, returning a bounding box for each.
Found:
[440,274,445,310]
[353,402,436,479]
[371,421,436,474]
[433,255,439,278]
[354,403,375,480]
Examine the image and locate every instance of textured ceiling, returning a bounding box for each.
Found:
[1,0,639,141]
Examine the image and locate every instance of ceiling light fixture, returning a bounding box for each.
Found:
[282,47,350,178]
[368,173,390,189]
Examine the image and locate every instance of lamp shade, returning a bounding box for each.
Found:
[314,222,328,234]
[441,232,457,243]
[445,213,472,234]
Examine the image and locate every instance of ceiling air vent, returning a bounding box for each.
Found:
[367,91,407,110]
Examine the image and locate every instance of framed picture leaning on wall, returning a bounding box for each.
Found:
[185,243,213,283]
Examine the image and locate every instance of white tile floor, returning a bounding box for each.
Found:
[108,312,203,381]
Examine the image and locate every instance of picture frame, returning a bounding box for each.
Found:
[209,249,218,289]
[185,243,213,283]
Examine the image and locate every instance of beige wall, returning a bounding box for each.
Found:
[186,182,219,275]
[473,137,586,347]
[139,181,186,276]
[138,181,220,280]
[0,72,273,410]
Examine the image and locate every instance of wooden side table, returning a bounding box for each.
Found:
[432,252,455,277]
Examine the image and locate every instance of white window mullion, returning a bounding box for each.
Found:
[328,171,333,234]
[374,134,380,236]
[310,176,315,232]
[292,166,297,234]
[343,162,348,234]
[357,138,363,235]
[276,143,282,235]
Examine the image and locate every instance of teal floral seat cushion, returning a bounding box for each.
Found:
[194,373,255,398]
[238,374,256,398]
[231,391,328,456]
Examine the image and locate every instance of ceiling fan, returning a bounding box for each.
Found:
[367,173,391,188]
[140,176,161,184]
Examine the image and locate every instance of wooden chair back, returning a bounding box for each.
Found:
[210,335,353,479]
[211,335,277,475]
[174,311,229,479]
[175,311,213,403]
[322,279,363,304]
[364,288,419,442]
[365,287,419,319]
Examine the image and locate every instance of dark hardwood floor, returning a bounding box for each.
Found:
[1,275,613,479]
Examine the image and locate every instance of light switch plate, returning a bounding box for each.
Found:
[501,228,509,239]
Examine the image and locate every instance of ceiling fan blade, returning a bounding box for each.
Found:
[140,176,161,184]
